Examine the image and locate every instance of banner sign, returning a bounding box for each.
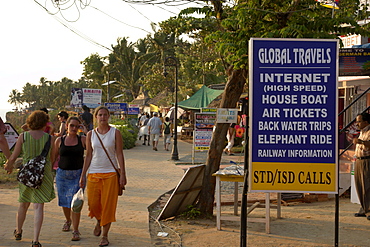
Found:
[104,103,128,112]
[216,108,238,123]
[70,88,102,108]
[82,88,102,109]
[249,38,338,193]
[128,107,140,115]
[70,88,83,107]
[339,48,370,76]
[194,113,216,150]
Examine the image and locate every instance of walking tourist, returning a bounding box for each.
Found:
[147,112,162,151]
[52,116,86,241]
[55,111,69,137]
[0,116,11,159]
[4,110,55,247]
[353,112,370,220]
[79,106,127,247]
[140,113,150,146]
[81,105,93,131]
[223,123,236,155]
[162,117,172,151]
[21,107,55,135]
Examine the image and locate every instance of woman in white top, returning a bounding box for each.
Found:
[79,106,127,247]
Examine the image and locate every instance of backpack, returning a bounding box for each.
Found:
[17,135,51,189]
[164,122,171,134]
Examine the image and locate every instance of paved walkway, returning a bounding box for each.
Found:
[0,137,243,247]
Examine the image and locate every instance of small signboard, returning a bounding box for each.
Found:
[104,103,128,112]
[216,108,238,123]
[0,123,19,151]
[201,108,217,113]
[128,107,140,115]
[194,113,216,150]
[83,88,102,109]
[249,38,338,194]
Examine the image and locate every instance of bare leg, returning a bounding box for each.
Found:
[16,202,31,234]
[33,203,44,243]
[99,223,111,246]
[72,212,81,231]
[102,222,111,238]
[62,207,71,223]
[94,219,102,236]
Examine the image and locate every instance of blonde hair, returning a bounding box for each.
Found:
[94,106,110,117]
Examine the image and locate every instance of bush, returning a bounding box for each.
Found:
[111,118,138,149]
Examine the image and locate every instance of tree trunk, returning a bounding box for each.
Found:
[198,67,247,216]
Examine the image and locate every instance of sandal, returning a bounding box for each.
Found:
[14,229,22,241]
[93,224,101,237]
[62,221,71,232]
[71,230,81,241]
[32,241,42,247]
[99,236,109,247]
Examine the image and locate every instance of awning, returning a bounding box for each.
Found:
[178,85,223,110]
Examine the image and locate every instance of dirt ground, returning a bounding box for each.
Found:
[151,195,370,247]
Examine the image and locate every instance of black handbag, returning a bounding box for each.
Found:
[17,135,51,189]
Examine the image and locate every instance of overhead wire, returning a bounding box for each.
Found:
[88,5,151,34]
[34,0,112,51]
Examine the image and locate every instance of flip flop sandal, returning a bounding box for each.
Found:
[32,241,42,247]
[93,225,101,237]
[62,221,71,232]
[99,236,109,247]
[14,229,22,241]
[71,231,81,241]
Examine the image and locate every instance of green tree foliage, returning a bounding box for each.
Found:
[81,53,105,88]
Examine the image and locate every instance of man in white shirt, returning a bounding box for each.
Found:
[147,112,162,151]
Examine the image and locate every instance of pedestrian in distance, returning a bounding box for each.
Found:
[137,112,146,140]
[81,105,93,131]
[4,110,55,247]
[353,112,370,220]
[162,117,172,151]
[55,111,69,137]
[79,106,127,247]
[147,112,162,151]
[140,113,150,146]
[0,116,11,159]
[223,123,236,156]
[52,116,86,241]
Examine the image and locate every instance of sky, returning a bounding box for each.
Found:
[0,0,202,121]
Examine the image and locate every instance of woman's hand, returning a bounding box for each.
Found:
[79,176,86,188]
[4,162,13,174]
[120,174,127,189]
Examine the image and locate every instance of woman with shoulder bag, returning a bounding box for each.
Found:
[4,110,55,247]
[52,116,86,241]
[79,106,127,247]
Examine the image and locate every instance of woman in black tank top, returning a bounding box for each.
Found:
[52,116,86,241]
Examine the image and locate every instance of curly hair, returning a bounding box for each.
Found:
[26,110,49,130]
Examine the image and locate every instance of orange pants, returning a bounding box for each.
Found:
[87,172,118,226]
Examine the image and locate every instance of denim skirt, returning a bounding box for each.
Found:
[56,168,82,208]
